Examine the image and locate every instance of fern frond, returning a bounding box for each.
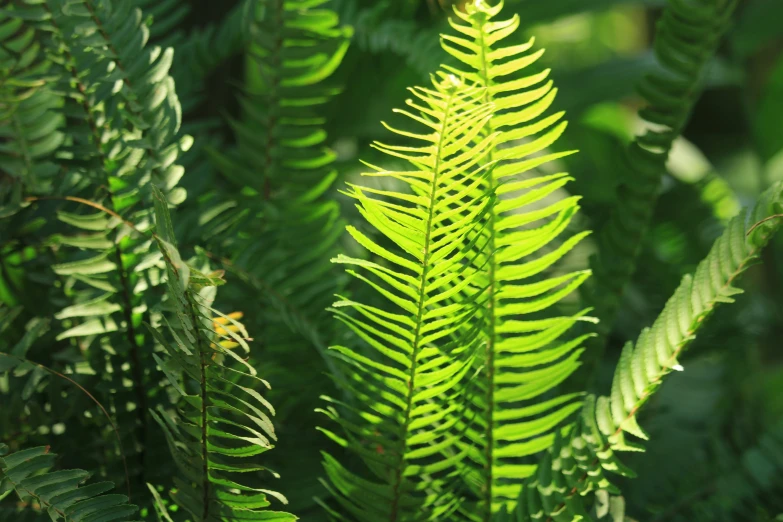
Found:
[2,0,194,492]
[437,1,591,515]
[0,444,138,521]
[204,0,351,366]
[580,0,739,382]
[319,72,498,521]
[0,1,64,217]
[505,181,783,520]
[147,186,296,522]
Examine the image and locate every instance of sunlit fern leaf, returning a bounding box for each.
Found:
[0,1,64,217]
[147,185,296,522]
[578,0,739,384]
[503,181,783,520]
[318,73,498,522]
[438,0,592,516]
[0,444,138,521]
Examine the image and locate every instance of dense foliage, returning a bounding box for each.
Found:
[2,0,782,520]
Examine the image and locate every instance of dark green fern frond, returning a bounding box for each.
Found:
[133,0,254,113]
[580,0,739,384]
[4,0,193,493]
[319,73,497,522]
[0,1,64,217]
[205,0,351,366]
[504,180,783,520]
[147,186,296,522]
[0,444,138,521]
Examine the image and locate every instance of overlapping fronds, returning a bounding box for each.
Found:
[147,186,295,522]
[197,1,352,509]
[0,444,138,521]
[580,0,739,381]
[0,1,64,216]
[502,181,783,520]
[437,1,592,515]
[2,0,192,492]
[318,73,497,522]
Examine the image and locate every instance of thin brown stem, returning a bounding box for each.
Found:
[0,352,131,499]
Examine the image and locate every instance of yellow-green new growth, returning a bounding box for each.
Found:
[319,73,499,522]
[441,0,593,517]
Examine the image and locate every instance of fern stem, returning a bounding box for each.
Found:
[475,18,498,519]
[198,338,210,521]
[388,85,459,522]
[0,352,132,498]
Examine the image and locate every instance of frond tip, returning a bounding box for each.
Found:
[506,181,783,520]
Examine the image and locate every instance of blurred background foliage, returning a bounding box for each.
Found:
[2,0,783,520]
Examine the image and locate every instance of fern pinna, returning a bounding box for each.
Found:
[440,0,592,516]
[147,185,295,521]
[319,74,497,521]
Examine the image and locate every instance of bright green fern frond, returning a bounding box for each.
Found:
[438,1,592,515]
[504,180,783,520]
[0,444,138,521]
[147,186,296,522]
[319,73,498,522]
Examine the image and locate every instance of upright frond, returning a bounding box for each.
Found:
[147,186,296,522]
[0,1,64,217]
[440,1,591,515]
[319,73,498,522]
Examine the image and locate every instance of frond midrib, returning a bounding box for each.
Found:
[388,85,460,522]
[474,17,500,521]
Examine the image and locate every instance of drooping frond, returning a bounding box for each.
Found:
[0,444,138,521]
[579,0,739,383]
[438,1,592,515]
[147,186,296,522]
[319,73,498,522]
[502,181,783,520]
